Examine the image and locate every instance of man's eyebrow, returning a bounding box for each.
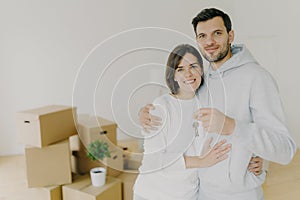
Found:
[197,28,224,35]
[214,29,224,32]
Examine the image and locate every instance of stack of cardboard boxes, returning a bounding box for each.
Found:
[16,105,77,199]
[16,105,142,200]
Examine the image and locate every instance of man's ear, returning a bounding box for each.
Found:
[228,30,234,44]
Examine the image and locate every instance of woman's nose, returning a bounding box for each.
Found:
[184,69,193,77]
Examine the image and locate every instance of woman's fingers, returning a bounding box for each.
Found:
[212,139,227,150]
[218,144,232,154]
[208,140,232,164]
[216,154,228,162]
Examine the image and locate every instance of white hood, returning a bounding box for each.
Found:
[207,44,259,78]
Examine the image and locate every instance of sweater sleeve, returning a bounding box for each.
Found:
[233,70,297,165]
[139,98,186,173]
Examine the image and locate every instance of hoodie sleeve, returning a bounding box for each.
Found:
[140,98,186,173]
[234,69,297,165]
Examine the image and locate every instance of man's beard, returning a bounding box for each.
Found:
[201,42,230,63]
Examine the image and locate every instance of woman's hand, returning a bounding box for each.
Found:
[138,104,162,131]
[184,138,231,168]
[199,138,232,167]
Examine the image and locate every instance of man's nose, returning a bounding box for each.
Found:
[205,35,216,45]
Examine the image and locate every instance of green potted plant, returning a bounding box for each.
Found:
[87,140,111,161]
[87,140,111,187]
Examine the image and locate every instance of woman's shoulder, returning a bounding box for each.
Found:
[150,94,175,117]
[152,93,173,105]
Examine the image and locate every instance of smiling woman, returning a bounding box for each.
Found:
[172,53,203,99]
[166,44,204,100]
[133,43,232,200]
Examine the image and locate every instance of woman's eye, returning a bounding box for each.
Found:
[176,68,183,72]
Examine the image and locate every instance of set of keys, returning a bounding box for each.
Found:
[192,121,199,136]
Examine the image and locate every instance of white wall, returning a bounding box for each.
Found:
[0,0,234,155]
[233,0,300,147]
[1,0,299,155]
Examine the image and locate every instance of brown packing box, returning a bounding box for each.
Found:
[123,151,143,170]
[71,154,80,174]
[16,105,77,147]
[77,114,117,147]
[74,115,123,176]
[25,185,62,200]
[118,139,143,170]
[76,141,124,177]
[69,134,81,152]
[4,184,62,200]
[117,170,139,200]
[25,139,72,188]
[117,139,141,199]
[118,139,141,152]
[63,175,122,200]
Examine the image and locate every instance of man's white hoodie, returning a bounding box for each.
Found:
[197,44,297,199]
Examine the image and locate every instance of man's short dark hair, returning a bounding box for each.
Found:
[192,8,232,35]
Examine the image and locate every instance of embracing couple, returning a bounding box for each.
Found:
[133,8,296,200]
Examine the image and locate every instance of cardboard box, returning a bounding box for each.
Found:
[77,114,117,147]
[74,115,122,176]
[123,152,142,170]
[118,139,143,153]
[117,171,139,200]
[26,185,62,200]
[16,105,77,147]
[63,175,122,200]
[69,135,81,152]
[76,143,124,177]
[118,139,143,170]
[71,154,79,174]
[25,139,72,187]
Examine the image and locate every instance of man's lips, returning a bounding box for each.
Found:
[205,46,218,53]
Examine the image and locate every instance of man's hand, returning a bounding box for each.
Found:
[138,104,162,132]
[194,108,235,135]
[248,156,263,176]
